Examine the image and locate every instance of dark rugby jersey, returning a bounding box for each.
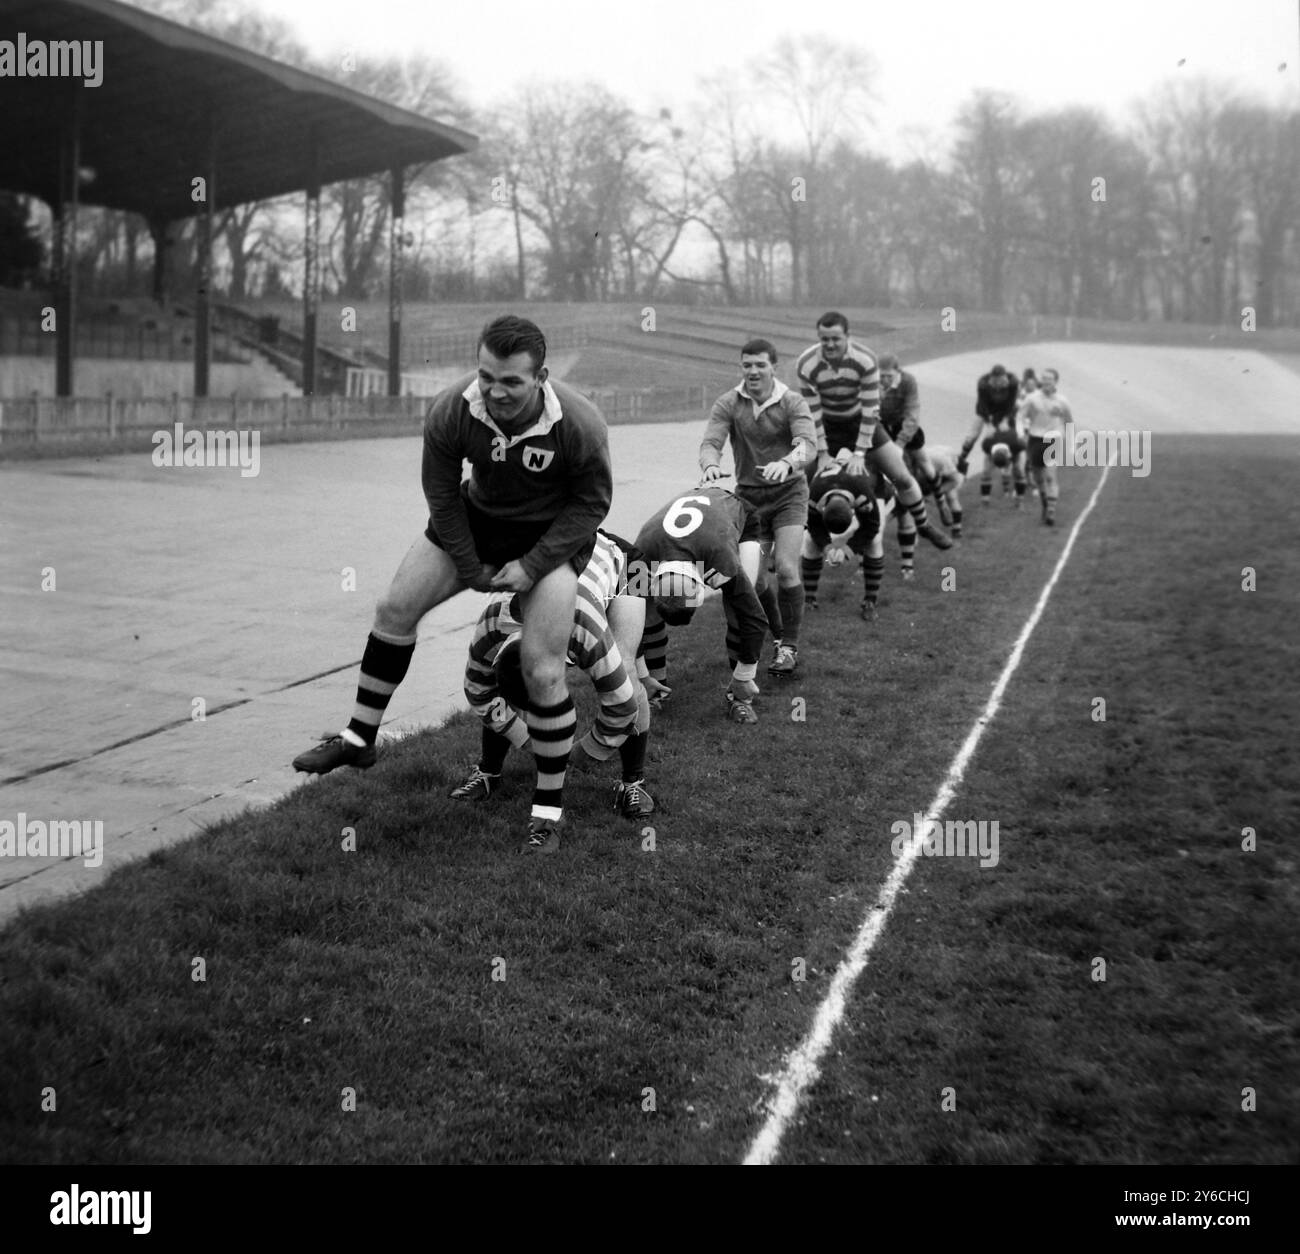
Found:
[975,372,1020,423]
[422,374,612,585]
[879,370,921,443]
[634,486,767,667]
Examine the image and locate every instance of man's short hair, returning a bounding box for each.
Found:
[478,315,547,374]
[741,338,777,364]
[878,353,900,372]
[817,311,850,334]
[990,363,1007,377]
[1043,368,1060,382]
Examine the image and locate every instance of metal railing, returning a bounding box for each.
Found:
[0,393,429,448]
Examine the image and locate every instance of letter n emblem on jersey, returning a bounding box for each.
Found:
[522,445,554,472]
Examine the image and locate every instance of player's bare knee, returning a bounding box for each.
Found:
[522,653,566,696]
[373,592,421,637]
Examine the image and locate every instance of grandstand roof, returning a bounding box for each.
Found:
[0,0,478,219]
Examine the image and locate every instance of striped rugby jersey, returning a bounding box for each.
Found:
[463,533,637,752]
[794,340,881,455]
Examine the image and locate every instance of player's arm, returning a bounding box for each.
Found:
[957,411,987,471]
[894,376,921,446]
[796,357,833,465]
[515,425,614,587]
[423,402,487,586]
[855,356,881,455]
[638,602,669,685]
[699,395,734,480]
[575,625,639,760]
[463,599,531,745]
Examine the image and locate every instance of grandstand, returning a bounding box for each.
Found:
[0,0,477,445]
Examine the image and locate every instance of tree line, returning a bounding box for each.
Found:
[3,0,1297,327]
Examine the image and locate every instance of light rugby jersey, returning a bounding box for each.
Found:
[1021,390,1072,438]
[795,340,881,455]
[463,533,637,751]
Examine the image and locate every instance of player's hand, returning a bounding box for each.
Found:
[956,453,970,476]
[489,560,535,593]
[700,465,725,483]
[825,546,848,568]
[643,676,673,710]
[759,459,792,483]
[466,564,500,593]
[814,455,839,478]
[847,452,867,477]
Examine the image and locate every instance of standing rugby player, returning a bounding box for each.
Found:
[292,315,613,852]
[700,339,817,679]
[794,313,951,555]
[877,352,939,496]
[1023,368,1071,526]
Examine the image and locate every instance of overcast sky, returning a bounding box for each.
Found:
[252,0,1300,156]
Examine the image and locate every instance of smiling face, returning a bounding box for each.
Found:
[740,350,776,400]
[818,323,848,362]
[477,346,547,428]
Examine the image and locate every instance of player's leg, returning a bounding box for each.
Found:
[1012,438,1028,505]
[979,433,996,505]
[869,430,951,550]
[1041,455,1060,525]
[293,535,464,773]
[606,594,652,811]
[767,477,809,675]
[946,474,964,538]
[896,504,917,579]
[800,509,832,609]
[518,563,580,845]
[858,496,886,620]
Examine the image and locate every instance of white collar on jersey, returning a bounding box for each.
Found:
[732,377,789,415]
[463,377,563,443]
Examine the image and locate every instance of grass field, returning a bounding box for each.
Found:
[1,434,1295,1164]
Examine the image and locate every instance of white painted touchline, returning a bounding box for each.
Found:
[743,464,1114,1165]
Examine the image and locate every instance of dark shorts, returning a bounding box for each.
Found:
[1027,434,1056,469]
[426,483,596,575]
[882,422,926,451]
[736,475,810,540]
[982,431,1024,456]
[737,502,762,546]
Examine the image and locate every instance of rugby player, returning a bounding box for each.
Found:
[292,315,613,851]
[794,313,952,556]
[633,483,769,724]
[906,445,965,537]
[957,363,1026,505]
[1022,368,1071,526]
[453,534,652,852]
[877,352,939,497]
[700,339,817,679]
[801,463,894,622]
